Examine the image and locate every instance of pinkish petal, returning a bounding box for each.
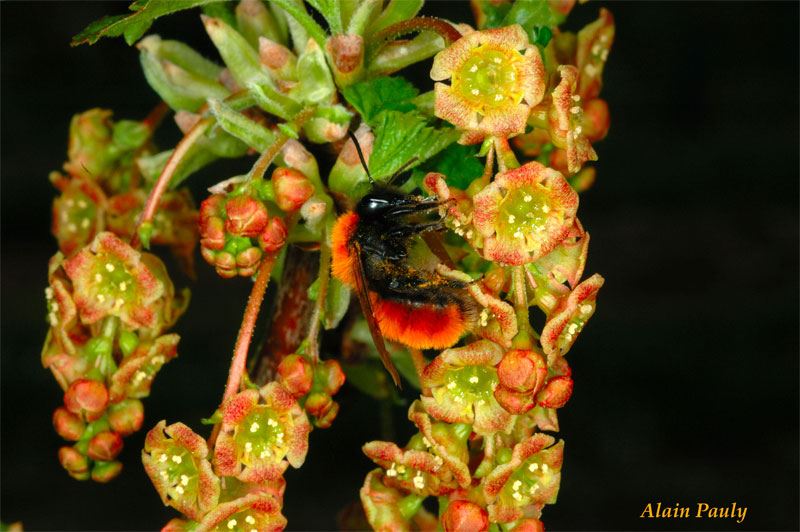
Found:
[434,83,478,131]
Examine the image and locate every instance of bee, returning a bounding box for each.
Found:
[331,134,476,387]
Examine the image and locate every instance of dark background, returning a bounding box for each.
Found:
[2,1,798,530]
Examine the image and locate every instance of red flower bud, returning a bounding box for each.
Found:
[272,167,314,212]
[87,431,124,461]
[494,385,537,415]
[582,98,610,142]
[314,400,339,429]
[304,392,332,418]
[58,446,90,480]
[236,247,263,275]
[64,379,108,421]
[199,194,225,222]
[214,251,238,279]
[320,360,346,396]
[91,460,123,483]
[224,195,269,237]
[277,354,314,397]
[200,216,226,250]
[53,407,86,441]
[514,518,545,532]
[441,500,489,532]
[537,376,574,408]
[107,399,144,436]
[258,217,287,252]
[497,350,548,394]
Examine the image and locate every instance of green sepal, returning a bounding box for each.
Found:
[138,35,228,112]
[201,2,237,29]
[207,98,275,152]
[347,0,381,36]
[292,40,336,105]
[118,330,140,357]
[269,0,327,48]
[248,82,302,120]
[202,15,273,89]
[398,494,425,520]
[501,0,561,46]
[72,0,222,46]
[366,0,423,41]
[235,0,285,47]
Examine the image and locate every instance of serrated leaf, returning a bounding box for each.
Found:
[341,76,418,125]
[412,143,484,191]
[72,0,222,46]
[368,110,459,180]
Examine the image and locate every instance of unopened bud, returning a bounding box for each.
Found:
[497,350,547,394]
[537,376,574,408]
[494,385,537,415]
[87,431,124,461]
[326,34,364,87]
[108,399,144,436]
[582,98,610,142]
[258,217,287,252]
[58,446,90,481]
[441,500,489,532]
[277,354,314,397]
[225,195,269,237]
[91,460,123,483]
[53,407,86,441]
[318,360,346,396]
[272,167,314,212]
[304,392,332,418]
[64,379,109,421]
[259,37,297,80]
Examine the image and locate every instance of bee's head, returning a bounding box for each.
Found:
[356,186,416,221]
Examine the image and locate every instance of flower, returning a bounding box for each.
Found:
[540,273,604,358]
[50,172,107,256]
[575,8,615,102]
[360,469,438,532]
[547,65,598,174]
[362,441,458,497]
[432,25,546,144]
[420,340,513,435]
[197,491,287,532]
[473,162,578,265]
[213,383,311,483]
[483,434,564,523]
[109,334,179,402]
[62,232,165,329]
[408,402,472,489]
[142,421,221,520]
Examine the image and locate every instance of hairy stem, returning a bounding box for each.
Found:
[304,238,331,362]
[249,106,317,181]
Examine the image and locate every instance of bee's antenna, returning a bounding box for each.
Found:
[347,130,374,185]
[387,157,419,186]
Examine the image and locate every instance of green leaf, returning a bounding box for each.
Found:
[477,0,511,29]
[411,143,484,190]
[368,110,460,180]
[341,76,418,125]
[323,277,351,330]
[112,120,150,151]
[268,0,328,47]
[72,0,222,46]
[501,0,560,45]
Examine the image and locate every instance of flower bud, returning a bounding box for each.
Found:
[318,360,346,396]
[582,98,610,142]
[224,195,269,237]
[259,37,297,80]
[107,399,145,436]
[214,251,238,279]
[537,376,574,408]
[314,400,339,429]
[441,500,489,532]
[494,386,537,415]
[58,446,90,481]
[326,34,364,87]
[237,0,285,49]
[497,350,548,394]
[64,379,109,421]
[272,167,314,212]
[258,217,287,252]
[53,407,86,441]
[236,246,263,276]
[87,430,124,461]
[277,354,314,397]
[514,518,546,532]
[304,392,332,418]
[91,460,123,483]
[64,109,115,179]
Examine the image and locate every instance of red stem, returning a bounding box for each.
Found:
[131,116,213,248]
[373,16,463,46]
[209,254,277,445]
[142,101,169,132]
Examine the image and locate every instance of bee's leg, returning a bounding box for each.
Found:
[385,221,444,237]
[385,200,444,217]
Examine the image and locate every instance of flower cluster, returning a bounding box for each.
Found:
[142,354,346,528]
[50,108,199,271]
[359,4,611,529]
[198,166,313,278]
[44,232,188,482]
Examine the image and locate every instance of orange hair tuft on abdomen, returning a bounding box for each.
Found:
[372,294,466,350]
[331,212,360,288]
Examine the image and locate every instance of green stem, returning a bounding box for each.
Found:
[398,493,424,520]
[493,136,520,172]
[511,266,533,349]
[248,106,317,181]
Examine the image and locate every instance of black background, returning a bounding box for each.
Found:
[2,1,798,530]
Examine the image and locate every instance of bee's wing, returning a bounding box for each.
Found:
[422,232,456,270]
[351,240,402,388]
